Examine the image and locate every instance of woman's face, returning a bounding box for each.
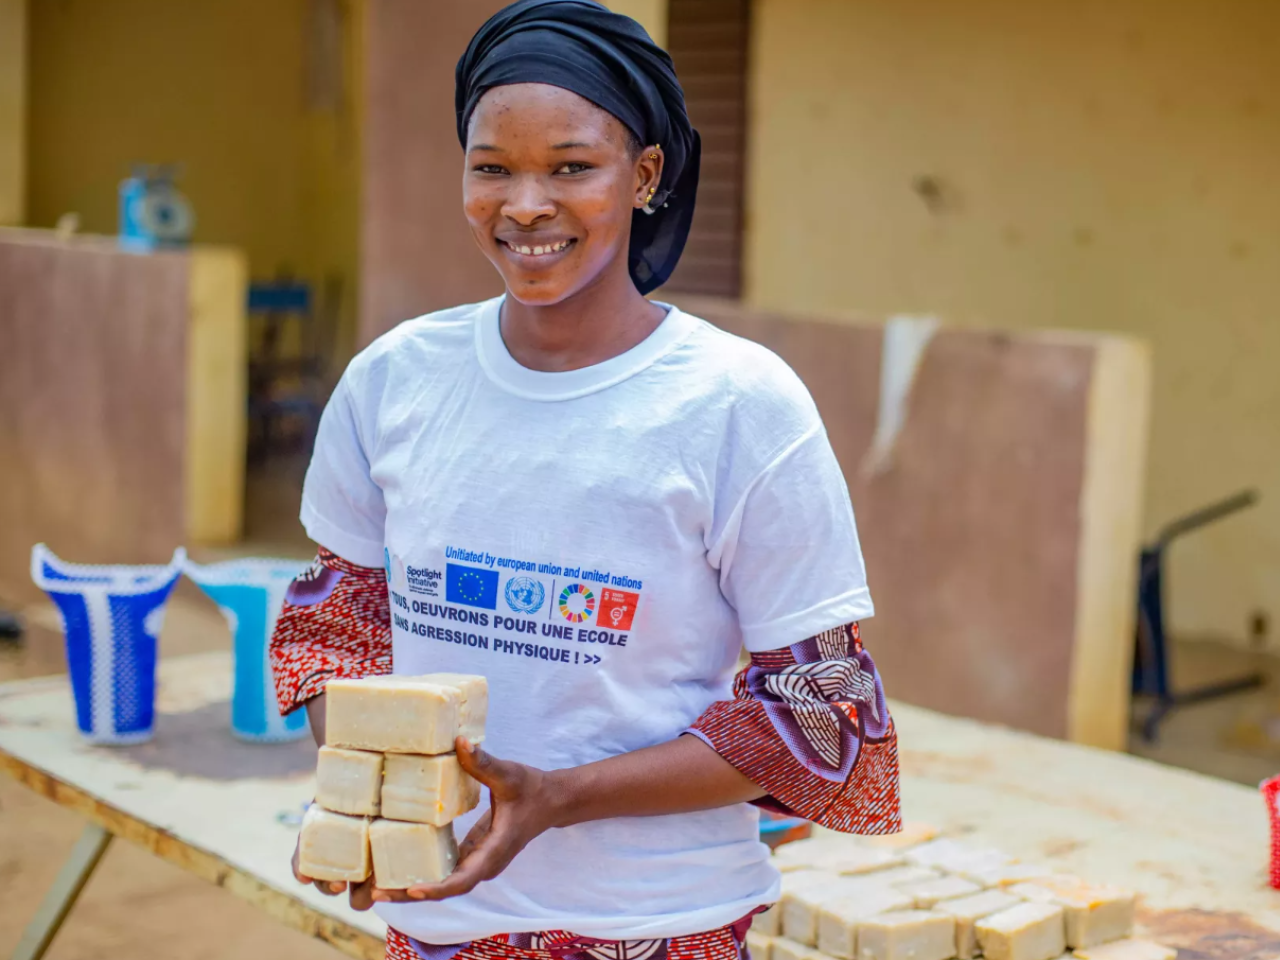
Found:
[464,83,661,306]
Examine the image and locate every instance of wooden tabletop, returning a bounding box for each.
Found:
[1,653,1276,960]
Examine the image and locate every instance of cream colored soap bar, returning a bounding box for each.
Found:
[774,838,905,876]
[934,889,1023,958]
[976,902,1066,960]
[753,904,783,936]
[907,839,1013,875]
[1008,879,1135,948]
[315,746,384,816]
[419,673,488,742]
[960,863,1051,887]
[856,910,956,960]
[1072,940,1175,960]
[325,676,461,754]
[816,889,914,959]
[370,818,459,888]
[867,866,943,888]
[381,752,481,825]
[896,876,982,908]
[784,873,884,946]
[861,823,940,851]
[747,931,777,960]
[772,939,829,960]
[298,805,370,882]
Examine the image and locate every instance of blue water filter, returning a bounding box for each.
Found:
[184,558,310,742]
[30,544,185,745]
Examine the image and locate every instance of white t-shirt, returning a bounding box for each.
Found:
[302,296,874,942]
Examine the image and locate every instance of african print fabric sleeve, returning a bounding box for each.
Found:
[269,547,393,715]
[687,622,902,834]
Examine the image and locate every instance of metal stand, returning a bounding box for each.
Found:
[11,823,113,960]
[1133,489,1267,743]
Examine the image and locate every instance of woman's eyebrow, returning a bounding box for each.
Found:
[551,141,595,150]
[469,143,503,152]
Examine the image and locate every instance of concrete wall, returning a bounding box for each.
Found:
[0,230,246,599]
[746,0,1280,648]
[26,0,364,363]
[0,0,24,225]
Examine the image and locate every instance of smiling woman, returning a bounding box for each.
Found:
[268,2,900,959]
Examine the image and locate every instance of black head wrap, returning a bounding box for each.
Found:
[456,0,700,295]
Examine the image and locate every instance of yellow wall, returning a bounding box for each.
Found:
[27,0,363,363]
[0,0,25,224]
[748,0,1280,648]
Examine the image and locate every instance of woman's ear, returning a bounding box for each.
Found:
[635,145,665,211]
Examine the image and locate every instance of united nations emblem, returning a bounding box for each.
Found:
[504,576,545,614]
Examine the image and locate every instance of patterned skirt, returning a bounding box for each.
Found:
[385,913,759,960]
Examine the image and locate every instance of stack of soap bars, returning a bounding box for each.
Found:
[748,828,1176,960]
[298,673,487,889]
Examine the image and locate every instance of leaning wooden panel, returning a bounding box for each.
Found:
[673,296,1147,748]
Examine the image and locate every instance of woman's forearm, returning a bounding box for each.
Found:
[543,732,764,828]
[305,694,327,747]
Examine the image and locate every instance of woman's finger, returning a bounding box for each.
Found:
[455,738,521,794]
[370,886,421,903]
[409,823,516,901]
[313,878,347,896]
[348,876,376,911]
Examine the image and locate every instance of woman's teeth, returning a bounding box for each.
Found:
[507,239,572,256]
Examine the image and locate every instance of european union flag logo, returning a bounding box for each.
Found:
[446,563,498,610]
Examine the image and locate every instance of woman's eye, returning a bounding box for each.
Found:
[556,162,592,175]
[474,164,508,175]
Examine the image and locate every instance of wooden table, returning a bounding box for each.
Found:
[2,653,1276,960]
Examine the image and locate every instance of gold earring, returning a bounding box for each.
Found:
[648,152,659,160]
[646,186,656,200]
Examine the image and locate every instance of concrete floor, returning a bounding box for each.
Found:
[2,462,1276,956]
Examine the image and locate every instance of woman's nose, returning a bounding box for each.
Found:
[501,175,556,225]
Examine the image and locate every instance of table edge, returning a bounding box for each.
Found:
[0,748,385,960]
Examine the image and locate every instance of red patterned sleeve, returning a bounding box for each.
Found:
[687,622,902,834]
[269,547,393,714]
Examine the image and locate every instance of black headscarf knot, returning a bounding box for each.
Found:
[456,0,701,294]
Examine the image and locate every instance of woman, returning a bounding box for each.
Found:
[270,2,901,958]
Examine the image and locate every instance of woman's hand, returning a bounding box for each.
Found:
[292,837,379,911]
[372,737,559,904]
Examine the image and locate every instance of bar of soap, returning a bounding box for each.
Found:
[381,752,481,825]
[754,903,783,936]
[1073,940,1175,960]
[783,872,881,946]
[934,889,1023,958]
[747,931,777,960]
[1008,879,1135,948]
[896,876,983,908]
[856,910,957,960]
[297,805,370,882]
[315,746,384,816]
[960,863,1052,887]
[775,838,905,876]
[861,823,940,851]
[976,902,1066,960]
[325,676,461,754]
[816,889,915,959]
[907,839,1014,875]
[419,673,488,742]
[772,939,829,960]
[370,818,459,888]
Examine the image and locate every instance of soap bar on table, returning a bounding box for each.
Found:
[381,752,481,825]
[933,889,1023,959]
[370,818,459,888]
[315,746,384,816]
[325,676,461,754]
[753,904,782,936]
[782,872,878,946]
[419,672,488,742]
[856,910,957,960]
[746,931,777,960]
[896,875,983,908]
[771,939,829,960]
[816,889,915,959]
[1008,879,1134,948]
[975,902,1066,960]
[298,805,371,882]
